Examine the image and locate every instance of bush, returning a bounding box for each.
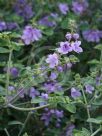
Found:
[0,0,102,136]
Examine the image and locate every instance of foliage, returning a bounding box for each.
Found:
[0,0,102,136]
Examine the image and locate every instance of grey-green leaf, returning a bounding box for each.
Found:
[31,97,45,104]
[87,117,102,124]
[8,121,23,126]
[0,47,9,53]
[62,103,76,113]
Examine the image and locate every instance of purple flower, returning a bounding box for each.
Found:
[58,3,69,15]
[0,21,7,31]
[46,53,58,68]
[50,13,58,18]
[96,76,101,85]
[44,82,57,93]
[71,41,83,53]
[13,0,33,20]
[55,110,64,118]
[71,87,81,99]
[65,124,75,136]
[38,16,56,27]
[29,87,40,98]
[8,86,15,91]
[41,93,48,100]
[6,22,19,30]
[41,109,64,126]
[99,31,102,38]
[82,30,101,42]
[85,85,94,94]
[41,109,52,126]
[21,26,42,45]
[65,33,72,40]
[72,0,88,15]
[57,66,63,72]
[73,33,79,40]
[57,41,72,54]
[10,67,19,77]
[44,82,62,93]
[50,72,58,80]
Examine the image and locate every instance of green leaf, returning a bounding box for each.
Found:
[62,103,76,113]
[31,97,45,104]
[23,133,28,136]
[94,44,102,50]
[74,128,90,136]
[11,41,24,51]
[92,99,102,106]
[87,117,102,124]
[69,55,79,63]
[8,121,23,126]
[54,91,64,95]
[0,31,11,36]
[88,59,100,64]
[43,29,54,36]
[10,32,21,38]
[61,18,69,29]
[0,47,9,53]
[0,86,5,95]
[82,128,90,136]
[61,13,78,29]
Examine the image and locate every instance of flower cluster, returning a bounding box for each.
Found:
[0,22,6,31]
[85,84,94,94]
[4,67,19,78]
[13,0,33,20]
[71,87,81,99]
[58,3,69,15]
[72,0,88,15]
[29,87,40,99]
[65,124,75,136]
[0,21,18,31]
[82,29,102,42]
[38,13,57,27]
[57,63,72,72]
[71,84,94,99]
[21,26,42,45]
[46,32,83,68]
[58,33,83,54]
[44,82,62,94]
[46,53,58,68]
[41,108,64,127]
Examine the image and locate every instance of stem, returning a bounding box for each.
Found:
[8,103,50,111]
[6,49,13,104]
[15,101,31,106]
[91,127,101,136]
[100,49,102,62]
[27,45,35,66]
[4,128,10,136]
[81,88,93,133]
[100,49,102,72]
[18,112,32,136]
